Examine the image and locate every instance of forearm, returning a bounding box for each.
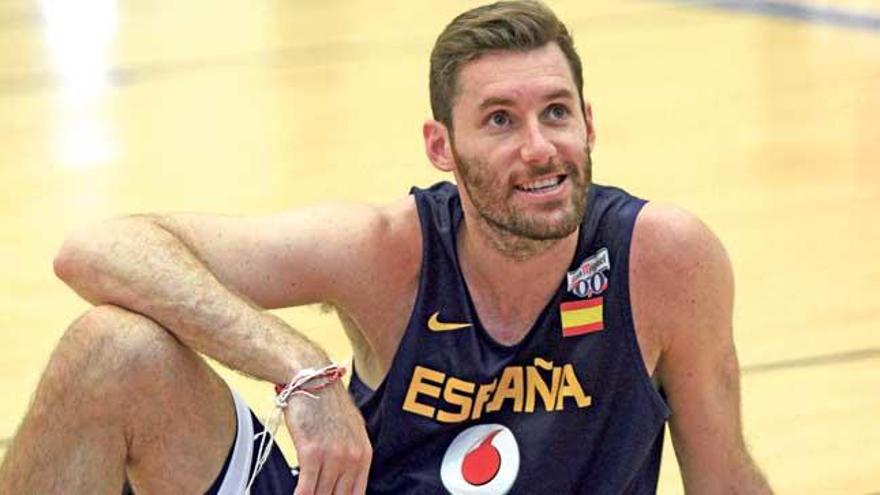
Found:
[733,456,772,494]
[53,216,328,383]
[683,451,772,494]
[674,420,773,495]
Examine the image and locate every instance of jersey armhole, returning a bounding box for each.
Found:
[350,189,433,400]
[622,201,671,421]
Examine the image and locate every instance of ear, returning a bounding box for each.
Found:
[423,119,456,172]
[582,100,596,152]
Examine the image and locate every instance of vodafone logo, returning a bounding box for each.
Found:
[440,424,520,494]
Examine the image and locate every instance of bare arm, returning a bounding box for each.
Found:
[631,204,772,494]
[53,204,397,382]
[53,201,417,495]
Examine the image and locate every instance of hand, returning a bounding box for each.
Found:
[284,382,372,495]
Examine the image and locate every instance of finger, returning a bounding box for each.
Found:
[293,455,320,495]
[352,459,370,495]
[332,470,355,495]
[313,451,343,495]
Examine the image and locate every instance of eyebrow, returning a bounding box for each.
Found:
[544,88,576,102]
[477,96,516,111]
[476,88,576,111]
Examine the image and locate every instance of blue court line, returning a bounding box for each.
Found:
[668,0,880,32]
[741,348,880,374]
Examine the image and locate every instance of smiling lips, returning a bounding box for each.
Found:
[514,174,566,194]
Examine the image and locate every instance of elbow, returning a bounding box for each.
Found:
[53,243,72,282]
[53,225,97,284]
[53,215,169,307]
[53,215,154,284]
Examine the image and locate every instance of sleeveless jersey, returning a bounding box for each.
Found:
[349,181,670,494]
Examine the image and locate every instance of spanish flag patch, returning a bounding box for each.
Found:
[560,297,604,337]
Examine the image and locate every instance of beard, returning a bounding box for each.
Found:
[453,145,592,241]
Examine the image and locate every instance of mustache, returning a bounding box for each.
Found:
[520,159,582,180]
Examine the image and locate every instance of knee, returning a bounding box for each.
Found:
[51,305,188,393]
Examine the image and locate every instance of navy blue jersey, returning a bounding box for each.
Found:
[349,181,670,494]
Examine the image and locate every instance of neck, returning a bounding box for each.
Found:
[458,211,579,312]
[476,216,561,261]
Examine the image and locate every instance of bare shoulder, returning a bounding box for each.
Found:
[329,195,422,311]
[630,202,734,366]
[631,202,731,287]
[369,195,423,288]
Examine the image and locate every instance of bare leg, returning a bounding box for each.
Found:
[0,305,238,494]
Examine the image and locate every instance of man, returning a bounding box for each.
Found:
[0,1,772,493]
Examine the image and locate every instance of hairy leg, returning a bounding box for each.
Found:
[0,305,238,494]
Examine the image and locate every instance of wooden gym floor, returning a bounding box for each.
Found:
[1,0,878,492]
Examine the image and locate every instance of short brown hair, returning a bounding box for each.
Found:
[429,1,584,130]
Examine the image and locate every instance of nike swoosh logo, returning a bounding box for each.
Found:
[427,312,472,332]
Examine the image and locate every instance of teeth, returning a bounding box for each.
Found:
[520,177,561,191]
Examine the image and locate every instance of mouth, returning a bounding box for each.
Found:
[514,174,567,195]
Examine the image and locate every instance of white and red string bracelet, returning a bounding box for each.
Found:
[273,364,346,401]
[246,364,346,491]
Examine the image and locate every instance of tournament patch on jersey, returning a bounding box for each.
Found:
[560,297,604,337]
[566,247,610,298]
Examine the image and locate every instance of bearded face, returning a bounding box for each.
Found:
[452,144,592,241]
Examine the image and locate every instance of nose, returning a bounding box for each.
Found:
[519,119,557,165]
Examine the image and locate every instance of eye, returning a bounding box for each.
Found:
[487,111,511,128]
[546,104,569,121]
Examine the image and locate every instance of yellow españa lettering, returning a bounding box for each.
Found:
[487,366,524,413]
[436,377,475,423]
[402,358,592,422]
[557,363,592,410]
[402,365,443,417]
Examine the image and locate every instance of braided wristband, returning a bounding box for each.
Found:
[273,364,346,405]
